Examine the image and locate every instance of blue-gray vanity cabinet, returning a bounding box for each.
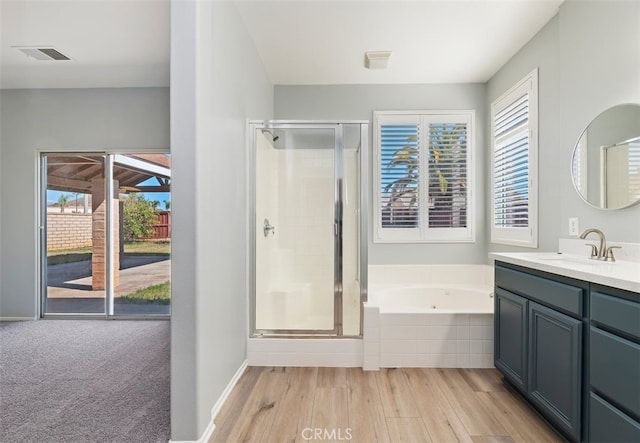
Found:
[588,286,640,442]
[494,262,586,442]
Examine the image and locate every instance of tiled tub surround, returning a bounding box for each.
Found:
[364,265,494,370]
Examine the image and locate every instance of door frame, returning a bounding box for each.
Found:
[38,151,171,320]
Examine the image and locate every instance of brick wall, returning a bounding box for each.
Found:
[47,213,93,251]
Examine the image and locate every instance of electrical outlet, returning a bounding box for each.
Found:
[569,217,580,236]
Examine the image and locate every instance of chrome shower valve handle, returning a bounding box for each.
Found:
[263,218,275,237]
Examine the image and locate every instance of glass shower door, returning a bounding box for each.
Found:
[254,125,340,334]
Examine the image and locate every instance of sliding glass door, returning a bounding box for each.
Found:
[41,153,171,317]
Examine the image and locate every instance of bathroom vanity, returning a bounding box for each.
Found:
[491,252,640,442]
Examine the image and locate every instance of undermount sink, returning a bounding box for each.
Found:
[537,254,615,265]
[490,251,640,294]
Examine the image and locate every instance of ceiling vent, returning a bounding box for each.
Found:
[14,46,71,61]
[365,51,392,69]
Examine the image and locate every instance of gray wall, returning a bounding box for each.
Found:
[488,0,640,254]
[170,1,273,440]
[558,0,640,241]
[0,87,169,319]
[486,15,561,253]
[275,84,487,264]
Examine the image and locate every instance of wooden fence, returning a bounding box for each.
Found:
[148,211,171,240]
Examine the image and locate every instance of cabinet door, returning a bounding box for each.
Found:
[529,301,582,441]
[494,288,528,391]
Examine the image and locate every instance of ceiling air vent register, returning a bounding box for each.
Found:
[14,46,71,61]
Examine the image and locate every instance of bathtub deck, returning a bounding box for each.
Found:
[210,366,562,443]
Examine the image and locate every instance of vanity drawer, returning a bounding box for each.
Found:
[591,291,640,340]
[590,327,640,418]
[495,265,584,316]
[590,393,640,443]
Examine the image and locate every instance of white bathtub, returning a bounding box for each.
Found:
[370,285,493,313]
[363,265,495,370]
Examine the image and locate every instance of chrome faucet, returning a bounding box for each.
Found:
[579,228,607,259]
[579,228,620,261]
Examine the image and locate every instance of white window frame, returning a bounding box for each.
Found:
[373,110,475,243]
[490,69,538,248]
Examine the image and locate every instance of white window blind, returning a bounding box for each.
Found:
[380,123,420,228]
[374,111,475,243]
[493,94,530,228]
[572,140,581,191]
[628,141,640,202]
[428,122,469,229]
[572,134,588,197]
[491,69,538,247]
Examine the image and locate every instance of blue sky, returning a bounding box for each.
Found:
[47,176,170,209]
[47,190,170,208]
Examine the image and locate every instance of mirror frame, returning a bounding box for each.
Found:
[571,103,640,210]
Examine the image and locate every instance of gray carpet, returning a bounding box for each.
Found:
[0,320,170,443]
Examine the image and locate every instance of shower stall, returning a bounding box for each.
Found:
[249,121,368,337]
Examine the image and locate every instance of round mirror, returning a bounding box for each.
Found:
[571,103,640,210]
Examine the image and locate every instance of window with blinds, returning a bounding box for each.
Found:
[491,69,538,247]
[374,111,475,243]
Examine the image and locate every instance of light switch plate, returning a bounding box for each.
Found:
[569,217,579,236]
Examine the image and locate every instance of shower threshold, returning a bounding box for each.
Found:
[247,337,363,367]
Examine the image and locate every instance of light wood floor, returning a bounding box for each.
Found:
[210,367,562,443]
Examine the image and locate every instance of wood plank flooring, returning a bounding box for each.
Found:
[211,367,562,443]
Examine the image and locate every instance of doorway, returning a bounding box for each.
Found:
[40,153,171,318]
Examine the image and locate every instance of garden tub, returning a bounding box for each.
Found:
[363,265,494,370]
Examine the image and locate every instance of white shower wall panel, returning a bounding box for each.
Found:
[277,148,334,328]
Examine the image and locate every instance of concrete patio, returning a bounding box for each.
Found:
[46,255,170,315]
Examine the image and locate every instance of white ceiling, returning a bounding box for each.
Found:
[0,0,563,89]
[236,0,564,85]
[0,0,170,89]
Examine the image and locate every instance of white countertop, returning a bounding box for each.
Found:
[490,252,640,294]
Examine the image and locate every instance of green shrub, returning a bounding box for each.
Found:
[122,193,157,241]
